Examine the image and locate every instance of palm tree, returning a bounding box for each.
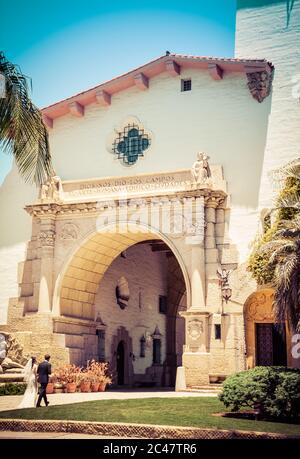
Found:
[260,217,300,332]
[0,52,52,185]
[260,158,300,332]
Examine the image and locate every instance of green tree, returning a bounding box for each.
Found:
[248,158,300,332]
[0,52,52,185]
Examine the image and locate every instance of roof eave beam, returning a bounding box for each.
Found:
[95,90,111,106]
[42,114,53,129]
[134,73,149,90]
[68,101,84,117]
[208,63,223,81]
[166,59,181,77]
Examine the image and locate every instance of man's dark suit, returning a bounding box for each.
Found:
[36,360,51,407]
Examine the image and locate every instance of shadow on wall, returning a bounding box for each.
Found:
[237,0,297,27]
[0,164,37,247]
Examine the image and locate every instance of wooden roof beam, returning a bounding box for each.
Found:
[42,115,53,129]
[134,72,149,90]
[69,101,84,117]
[208,63,223,81]
[166,59,181,77]
[95,90,111,106]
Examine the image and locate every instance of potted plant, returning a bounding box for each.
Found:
[98,374,111,392]
[87,360,112,392]
[64,364,81,393]
[51,367,67,393]
[79,371,92,392]
[90,373,99,392]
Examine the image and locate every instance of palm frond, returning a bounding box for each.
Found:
[273,256,300,332]
[272,158,300,183]
[269,243,296,264]
[275,192,300,212]
[259,239,290,255]
[0,52,53,185]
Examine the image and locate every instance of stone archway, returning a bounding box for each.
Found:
[51,225,190,382]
[54,224,191,320]
[244,289,291,368]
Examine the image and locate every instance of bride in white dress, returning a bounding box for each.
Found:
[18,356,38,409]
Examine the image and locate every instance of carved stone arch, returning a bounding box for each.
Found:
[52,222,191,318]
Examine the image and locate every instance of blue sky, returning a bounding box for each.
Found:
[0,0,236,183]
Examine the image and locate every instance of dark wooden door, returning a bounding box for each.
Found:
[117,341,125,385]
[256,323,287,366]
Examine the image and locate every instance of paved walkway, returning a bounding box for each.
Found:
[0,389,217,412]
[0,430,131,439]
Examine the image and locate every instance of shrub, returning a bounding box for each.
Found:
[219,366,300,420]
[0,383,27,396]
[247,225,277,285]
[248,174,300,285]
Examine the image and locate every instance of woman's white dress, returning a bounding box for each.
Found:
[18,363,38,409]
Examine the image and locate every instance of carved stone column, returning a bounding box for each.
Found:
[37,217,56,314]
[205,199,222,313]
[181,198,210,386]
[181,310,210,386]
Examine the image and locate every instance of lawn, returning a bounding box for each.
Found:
[0,397,300,436]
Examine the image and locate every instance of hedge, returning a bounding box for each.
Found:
[219,366,300,420]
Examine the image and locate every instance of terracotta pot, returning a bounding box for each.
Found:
[91,382,99,392]
[46,383,54,394]
[53,383,64,394]
[66,382,77,393]
[80,382,91,393]
[98,382,106,392]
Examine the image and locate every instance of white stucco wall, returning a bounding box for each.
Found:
[49,66,270,265]
[0,165,37,324]
[0,57,272,323]
[235,0,300,210]
[94,243,167,374]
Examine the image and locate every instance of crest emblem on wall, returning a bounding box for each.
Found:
[187,319,204,341]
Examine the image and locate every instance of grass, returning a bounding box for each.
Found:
[0,397,300,436]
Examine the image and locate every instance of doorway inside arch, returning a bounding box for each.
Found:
[117,341,125,385]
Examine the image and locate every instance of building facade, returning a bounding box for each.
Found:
[0,1,299,387]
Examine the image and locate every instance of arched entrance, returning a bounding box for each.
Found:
[55,225,190,319]
[54,226,189,386]
[244,289,290,368]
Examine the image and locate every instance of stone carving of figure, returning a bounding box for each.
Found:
[1,357,24,371]
[216,268,232,288]
[40,174,63,202]
[0,332,27,375]
[0,334,7,361]
[116,276,130,310]
[191,152,211,185]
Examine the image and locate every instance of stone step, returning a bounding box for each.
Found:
[193,384,223,389]
[0,374,25,383]
[184,385,222,393]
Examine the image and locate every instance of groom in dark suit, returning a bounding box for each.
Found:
[36,354,51,407]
